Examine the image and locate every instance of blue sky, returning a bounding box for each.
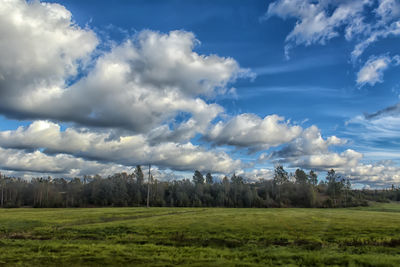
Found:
[1,0,400,187]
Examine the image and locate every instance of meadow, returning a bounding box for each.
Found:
[1,203,400,266]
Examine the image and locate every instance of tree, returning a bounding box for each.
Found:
[0,172,4,207]
[231,173,244,184]
[273,165,288,186]
[192,170,204,184]
[344,178,351,207]
[134,165,144,185]
[273,165,288,207]
[294,169,308,184]
[147,165,151,208]
[308,170,318,186]
[205,173,213,184]
[326,169,345,207]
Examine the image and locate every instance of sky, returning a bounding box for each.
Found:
[1,0,400,187]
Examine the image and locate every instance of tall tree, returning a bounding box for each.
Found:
[205,173,213,184]
[273,165,288,186]
[147,164,151,208]
[294,169,308,184]
[326,169,345,207]
[308,170,318,186]
[273,165,288,207]
[192,170,204,184]
[135,165,144,185]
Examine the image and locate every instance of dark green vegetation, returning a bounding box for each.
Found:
[2,166,399,209]
[0,203,400,266]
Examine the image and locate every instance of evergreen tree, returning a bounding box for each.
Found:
[205,173,213,184]
[192,170,204,184]
[294,169,308,184]
[273,165,288,186]
[308,170,318,186]
[134,165,144,185]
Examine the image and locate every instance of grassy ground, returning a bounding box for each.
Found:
[1,203,400,266]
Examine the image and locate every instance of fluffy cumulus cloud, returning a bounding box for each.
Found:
[0,121,241,174]
[0,0,251,176]
[346,162,400,186]
[237,168,274,182]
[206,114,302,151]
[287,149,363,170]
[267,124,400,185]
[51,30,246,135]
[1,0,399,186]
[271,125,359,170]
[0,0,98,107]
[0,147,129,177]
[0,0,249,136]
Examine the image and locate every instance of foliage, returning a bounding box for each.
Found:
[0,166,399,209]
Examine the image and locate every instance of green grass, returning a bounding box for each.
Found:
[1,204,400,266]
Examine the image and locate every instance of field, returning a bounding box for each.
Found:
[1,203,400,266]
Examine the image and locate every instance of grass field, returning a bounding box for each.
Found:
[1,203,400,266]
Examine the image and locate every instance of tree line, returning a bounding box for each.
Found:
[0,166,399,208]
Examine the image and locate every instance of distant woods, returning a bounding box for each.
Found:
[0,165,399,208]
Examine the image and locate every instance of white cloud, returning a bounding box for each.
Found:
[273,125,346,157]
[0,147,129,177]
[375,0,400,23]
[266,0,369,58]
[0,0,252,177]
[206,114,302,151]
[288,149,363,170]
[0,1,250,139]
[356,55,391,86]
[267,0,400,69]
[237,168,274,182]
[0,121,242,174]
[351,21,400,60]
[346,162,400,186]
[0,0,98,104]
[267,123,400,186]
[1,0,399,187]
[271,125,354,169]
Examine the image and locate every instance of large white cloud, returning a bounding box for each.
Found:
[237,168,274,182]
[1,0,399,187]
[346,162,400,186]
[267,124,400,186]
[0,0,98,105]
[271,125,357,170]
[287,149,363,170]
[206,114,302,151]
[272,126,346,157]
[0,121,241,173]
[0,0,251,177]
[0,0,249,138]
[0,147,129,177]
